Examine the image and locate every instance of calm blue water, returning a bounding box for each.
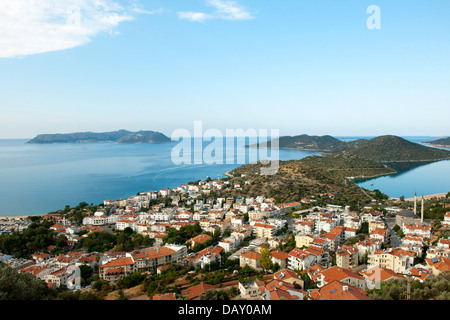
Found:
[0,138,318,216]
[338,136,450,199]
[0,136,448,216]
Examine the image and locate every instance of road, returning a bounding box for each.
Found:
[384,218,401,248]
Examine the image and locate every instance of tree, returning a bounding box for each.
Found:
[258,247,273,273]
[79,264,94,286]
[0,262,52,300]
[358,222,369,235]
[199,289,229,300]
[55,234,68,248]
[121,273,146,289]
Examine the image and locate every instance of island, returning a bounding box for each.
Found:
[27,130,173,144]
[245,134,344,152]
[422,137,450,148]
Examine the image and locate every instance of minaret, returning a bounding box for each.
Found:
[421,196,424,224]
[414,193,417,216]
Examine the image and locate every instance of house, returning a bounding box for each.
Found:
[218,237,238,253]
[252,223,275,240]
[187,234,212,250]
[309,281,371,300]
[316,266,367,290]
[409,265,432,282]
[294,221,314,234]
[295,234,314,249]
[116,218,139,231]
[356,237,382,261]
[31,252,51,264]
[240,250,262,271]
[273,269,304,289]
[99,257,134,281]
[152,292,176,300]
[400,235,425,257]
[185,246,223,269]
[322,233,340,252]
[304,264,326,284]
[368,248,415,273]
[360,266,404,289]
[260,279,305,300]
[304,245,330,267]
[159,189,171,197]
[270,250,290,270]
[442,213,450,227]
[185,283,217,300]
[311,237,330,251]
[369,228,389,244]
[42,268,72,288]
[401,223,431,239]
[287,248,316,272]
[425,256,450,276]
[239,280,265,300]
[369,221,386,233]
[336,245,359,269]
[343,227,358,241]
[19,265,52,279]
[329,226,345,247]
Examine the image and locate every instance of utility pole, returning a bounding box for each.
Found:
[406,274,412,300]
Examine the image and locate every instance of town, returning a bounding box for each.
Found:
[1,177,449,301]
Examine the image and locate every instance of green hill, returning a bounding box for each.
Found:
[226,135,450,206]
[246,134,344,151]
[336,135,450,162]
[27,130,172,144]
[422,137,450,148]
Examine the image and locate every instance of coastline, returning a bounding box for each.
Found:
[0,214,45,220]
[404,193,449,202]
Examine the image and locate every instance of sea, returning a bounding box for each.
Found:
[0,136,449,216]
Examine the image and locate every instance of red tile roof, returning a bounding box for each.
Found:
[310,281,370,300]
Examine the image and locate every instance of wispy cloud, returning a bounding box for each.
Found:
[0,0,160,58]
[177,0,254,22]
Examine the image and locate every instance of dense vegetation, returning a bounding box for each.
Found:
[335,135,450,162]
[27,130,172,144]
[227,158,374,210]
[423,137,450,147]
[367,272,450,300]
[0,262,52,300]
[0,220,56,258]
[247,134,344,151]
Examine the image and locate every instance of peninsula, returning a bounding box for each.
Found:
[245,134,344,152]
[422,137,450,148]
[27,130,172,144]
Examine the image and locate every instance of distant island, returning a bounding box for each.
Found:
[27,130,172,144]
[245,134,344,152]
[422,137,450,148]
[248,134,450,162]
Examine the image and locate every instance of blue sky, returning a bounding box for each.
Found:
[0,0,449,139]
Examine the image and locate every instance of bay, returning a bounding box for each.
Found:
[0,138,317,216]
[340,136,450,199]
[0,136,448,216]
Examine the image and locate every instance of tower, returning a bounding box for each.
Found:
[421,196,424,224]
[414,193,417,216]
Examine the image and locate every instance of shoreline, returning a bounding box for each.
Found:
[403,193,449,202]
[0,214,45,220]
